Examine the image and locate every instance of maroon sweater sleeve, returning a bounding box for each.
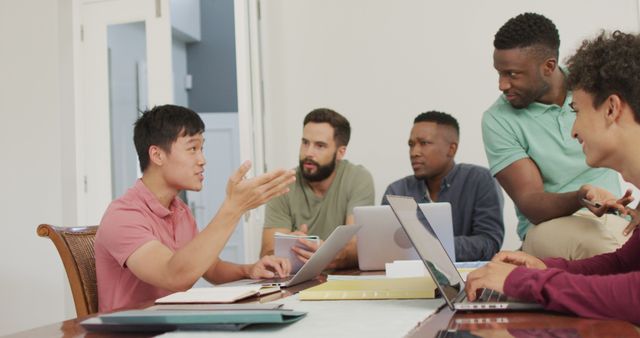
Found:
[503,230,640,324]
[504,267,640,324]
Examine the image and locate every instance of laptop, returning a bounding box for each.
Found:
[355,203,455,271]
[386,195,542,311]
[258,224,361,288]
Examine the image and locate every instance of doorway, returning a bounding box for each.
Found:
[79,0,253,264]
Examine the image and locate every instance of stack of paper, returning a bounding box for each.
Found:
[274,232,320,272]
[385,260,488,281]
[298,277,436,300]
[155,285,279,304]
[326,274,387,281]
[385,260,429,278]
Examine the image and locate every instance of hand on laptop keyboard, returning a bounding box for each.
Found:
[491,251,547,270]
[247,255,292,280]
[464,261,516,301]
[477,288,508,303]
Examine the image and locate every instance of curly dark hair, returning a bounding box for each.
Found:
[414,111,459,137]
[567,31,640,122]
[494,13,560,59]
[303,108,351,146]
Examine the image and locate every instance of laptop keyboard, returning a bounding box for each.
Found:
[258,276,292,285]
[476,288,508,303]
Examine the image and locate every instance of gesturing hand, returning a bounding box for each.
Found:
[622,207,640,236]
[579,185,639,235]
[225,161,296,213]
[580,185,633,217]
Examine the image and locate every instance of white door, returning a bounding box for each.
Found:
[233,0,269,263]
[187,113,245,264]
[79,0,173,225]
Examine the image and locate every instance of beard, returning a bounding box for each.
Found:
[507,76,551,109]
[299,153,337,182]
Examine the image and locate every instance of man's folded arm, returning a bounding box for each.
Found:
[496,158,582,225]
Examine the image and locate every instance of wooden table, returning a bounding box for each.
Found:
[407,306,640,338]
[5,274,639,338]
[3,278,323,338]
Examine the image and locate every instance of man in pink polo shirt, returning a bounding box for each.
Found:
[95,105,296,312]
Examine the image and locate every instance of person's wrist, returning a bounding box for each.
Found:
[219,199,245,220]
[575,188,587,208]
[242,263,254,279]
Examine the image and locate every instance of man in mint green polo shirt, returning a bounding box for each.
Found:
[482,13,630,259]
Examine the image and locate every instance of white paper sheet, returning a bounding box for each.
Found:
[385,260,488,281]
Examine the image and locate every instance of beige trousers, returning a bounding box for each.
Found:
[522,211,631,260]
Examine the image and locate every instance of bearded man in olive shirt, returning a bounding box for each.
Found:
[260,108,375,269]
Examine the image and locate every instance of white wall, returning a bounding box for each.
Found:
[259,0,640,251]
[170,0,199,107]
[170,0,201,42]
[108,22,148,199]
[173,38,190,107]
[0,0,78,335]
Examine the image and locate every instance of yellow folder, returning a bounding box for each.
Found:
[298,277,436,301]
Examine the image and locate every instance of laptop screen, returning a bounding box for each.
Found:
[386,195,465,307]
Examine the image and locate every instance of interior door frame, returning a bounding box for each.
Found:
[234,0,267,262]
[74,0,264,262]
[187,113,245,264]
[76,0,173,226]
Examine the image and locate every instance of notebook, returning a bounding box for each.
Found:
[274,232,320,273]
[155,285,280,304]
[298,277,436,300]
[258,224,362,287]
[355,203,455,271]
[386,195,543,311]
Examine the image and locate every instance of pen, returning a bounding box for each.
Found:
[581,198,622,215]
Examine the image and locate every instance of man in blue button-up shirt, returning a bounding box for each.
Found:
[382,111,504,261]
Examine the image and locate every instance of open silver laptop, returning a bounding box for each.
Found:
[355,203,455,271]
[258,224,361,288]
[386,195,542,311]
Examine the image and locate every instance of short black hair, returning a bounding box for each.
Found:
[567,31,640,123]
[494,12,560,59]
[303,108,351,147]
[133,104,205,172]
[414,111,459,137]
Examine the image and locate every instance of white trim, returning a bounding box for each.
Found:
[637,0,640,31]
[235,0,266,263]
[73,0,86,226]
[67,0,83,318]
[76,0,174,225]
